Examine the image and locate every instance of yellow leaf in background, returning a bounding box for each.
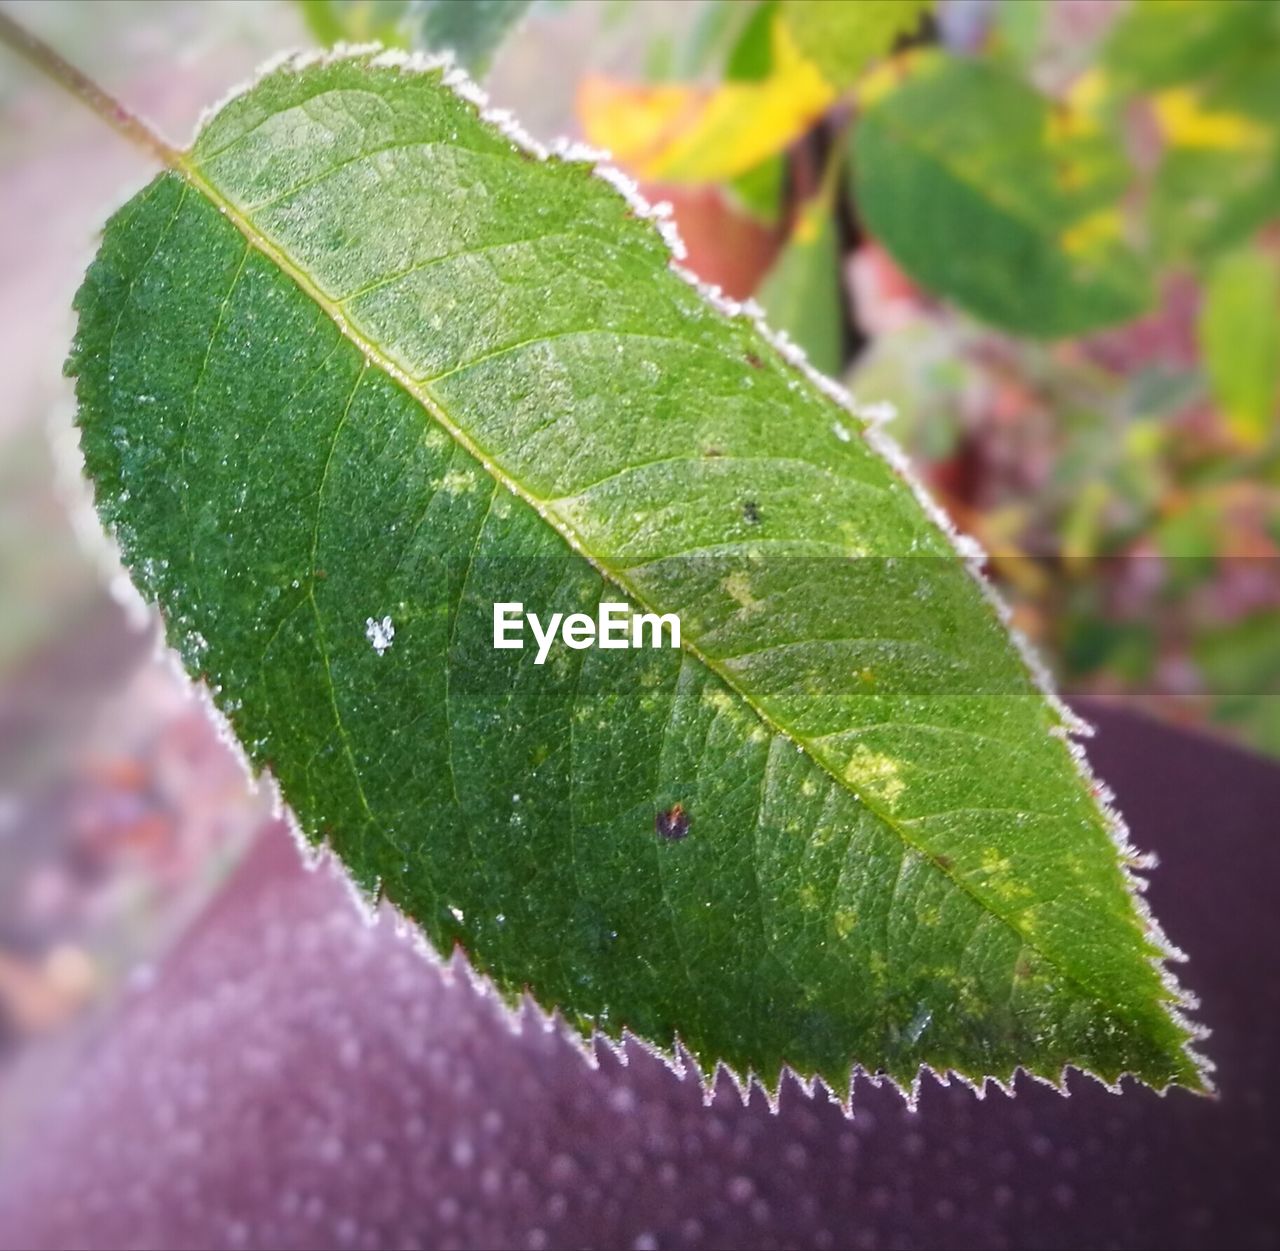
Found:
[1153,87,1270,151]
[578,16,834,184]
[575,78,707,173]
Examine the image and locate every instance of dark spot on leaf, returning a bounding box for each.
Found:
[745,351,764,369]
[1015,956,1033,980]
[933,852,954,871]
[655,803,690,841]
[314,568,328,580]
[742,500,760,524]
[703,445,725,458]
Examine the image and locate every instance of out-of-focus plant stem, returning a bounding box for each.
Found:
[0,8,180,167]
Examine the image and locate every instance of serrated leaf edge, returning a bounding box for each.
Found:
[79,41,1212,1106]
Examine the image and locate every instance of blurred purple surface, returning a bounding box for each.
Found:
[0,703,1277,1251]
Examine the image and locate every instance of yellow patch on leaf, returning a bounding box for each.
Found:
[1045,69,1108,148]
[1060,206,1124,259]
[1153,88,1270,152]
[843,746,907,807]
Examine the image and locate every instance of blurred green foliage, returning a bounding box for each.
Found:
[782,0,931,88]
[298,0,531,72]
[296,0,1280,757]
[758,185,843,376]
[1200,246,1280,445]
[853,53,1149,337]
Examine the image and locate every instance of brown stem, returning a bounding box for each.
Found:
[0,7,181,167]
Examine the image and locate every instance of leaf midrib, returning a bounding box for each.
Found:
[167,141,1148,1039]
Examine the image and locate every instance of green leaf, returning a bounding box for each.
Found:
[1104,0,1276,91]
[411,0,532,74]
[296,0,531,73]
[725,0,777,82]
[852,54,1151,338]
[993,0,1046,71]
[70,50,1205,1097]
[297,0,357,47]
[757,194,844,377]
[726,153,786,226]
[1150,145,1280,265]
[297,0,412,48]
[1138,18,1280,267]
[1198,246,1280,446]
[782,0,932,89]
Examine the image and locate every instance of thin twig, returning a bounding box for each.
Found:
[0,7,182,168]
